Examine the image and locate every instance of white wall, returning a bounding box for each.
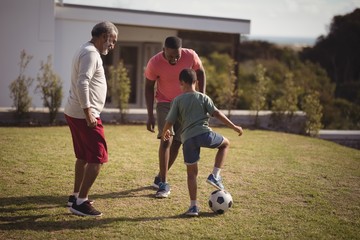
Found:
[0,0,55,108]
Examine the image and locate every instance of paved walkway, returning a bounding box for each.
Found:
[1,107,359,150]
[318,130,360,150]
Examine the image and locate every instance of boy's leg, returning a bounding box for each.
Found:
[187,163,198,201]
[186,163,200,216]
[214,137,230,169]
[206,134,230,190]
[183,137,201,215]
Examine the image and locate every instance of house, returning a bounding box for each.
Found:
[0,0,250,109]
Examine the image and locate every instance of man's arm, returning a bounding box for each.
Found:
[196,67,206,94]
[145,78,156,132]
[212,110,243,136]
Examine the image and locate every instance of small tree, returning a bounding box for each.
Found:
[250,64,270,127]
[219,59,239,117]
[9,50,34,119]
[201,53,240,117]
[272,73,299,114]
[302,91,323,136]
[108,61,131,123]
[36,55,63,124]
[271,72,300,131]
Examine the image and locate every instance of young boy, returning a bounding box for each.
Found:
[162,68,243,216]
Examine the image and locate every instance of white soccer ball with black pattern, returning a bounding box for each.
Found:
[208,189,233,214]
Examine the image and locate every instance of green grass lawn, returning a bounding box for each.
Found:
[0,125,359,240]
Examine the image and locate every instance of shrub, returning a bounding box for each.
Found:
[108,61,131,123]
[36,55,63,124]
[302,91,323,136]
[250,64,270,127]
[202,53,240,116]
[9,50,34,119]
[271,72,300,131]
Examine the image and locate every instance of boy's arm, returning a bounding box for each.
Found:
[212,110,243,136]
[162,121,174,141]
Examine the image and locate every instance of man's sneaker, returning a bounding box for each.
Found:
[67,195,94,207]
[151,176,161,189]
[185,205,199,216]
[155,182,171,198]
[206,174,224,190]
[70,200,102,217]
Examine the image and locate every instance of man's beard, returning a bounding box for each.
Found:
[101,39,111,55]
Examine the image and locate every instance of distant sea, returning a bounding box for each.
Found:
[246,35,317,47]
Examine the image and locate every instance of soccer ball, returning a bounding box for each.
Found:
[208,189,233,214]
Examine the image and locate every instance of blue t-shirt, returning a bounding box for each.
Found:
[166,91,218,143]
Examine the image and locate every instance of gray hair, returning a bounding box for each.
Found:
[91,21,118,37]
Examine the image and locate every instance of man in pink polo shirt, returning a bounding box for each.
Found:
[145,36,206,198]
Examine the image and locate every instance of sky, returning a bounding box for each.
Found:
[63,0,360,39]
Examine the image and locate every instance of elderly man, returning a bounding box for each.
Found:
[64,21,118,217]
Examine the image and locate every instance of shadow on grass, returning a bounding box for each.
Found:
[92,186,156,199]
[0,186,217,231]
[0,213,216,231]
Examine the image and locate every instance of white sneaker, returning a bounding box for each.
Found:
[155,182,171,198]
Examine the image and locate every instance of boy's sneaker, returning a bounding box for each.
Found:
[185,205,199,216]
[155,182,171,198]
[206,174,224,190]
[70,200,102,217]
[151,176,161,189]
[67,195,94,207]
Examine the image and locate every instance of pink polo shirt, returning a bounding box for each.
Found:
[145,48,203,103]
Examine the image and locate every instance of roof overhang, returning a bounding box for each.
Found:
[55,4,250,35]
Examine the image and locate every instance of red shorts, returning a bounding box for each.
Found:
[65,114,108,164]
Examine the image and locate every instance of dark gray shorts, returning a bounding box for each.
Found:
[182,131,224,165]
[156,102,182,142]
